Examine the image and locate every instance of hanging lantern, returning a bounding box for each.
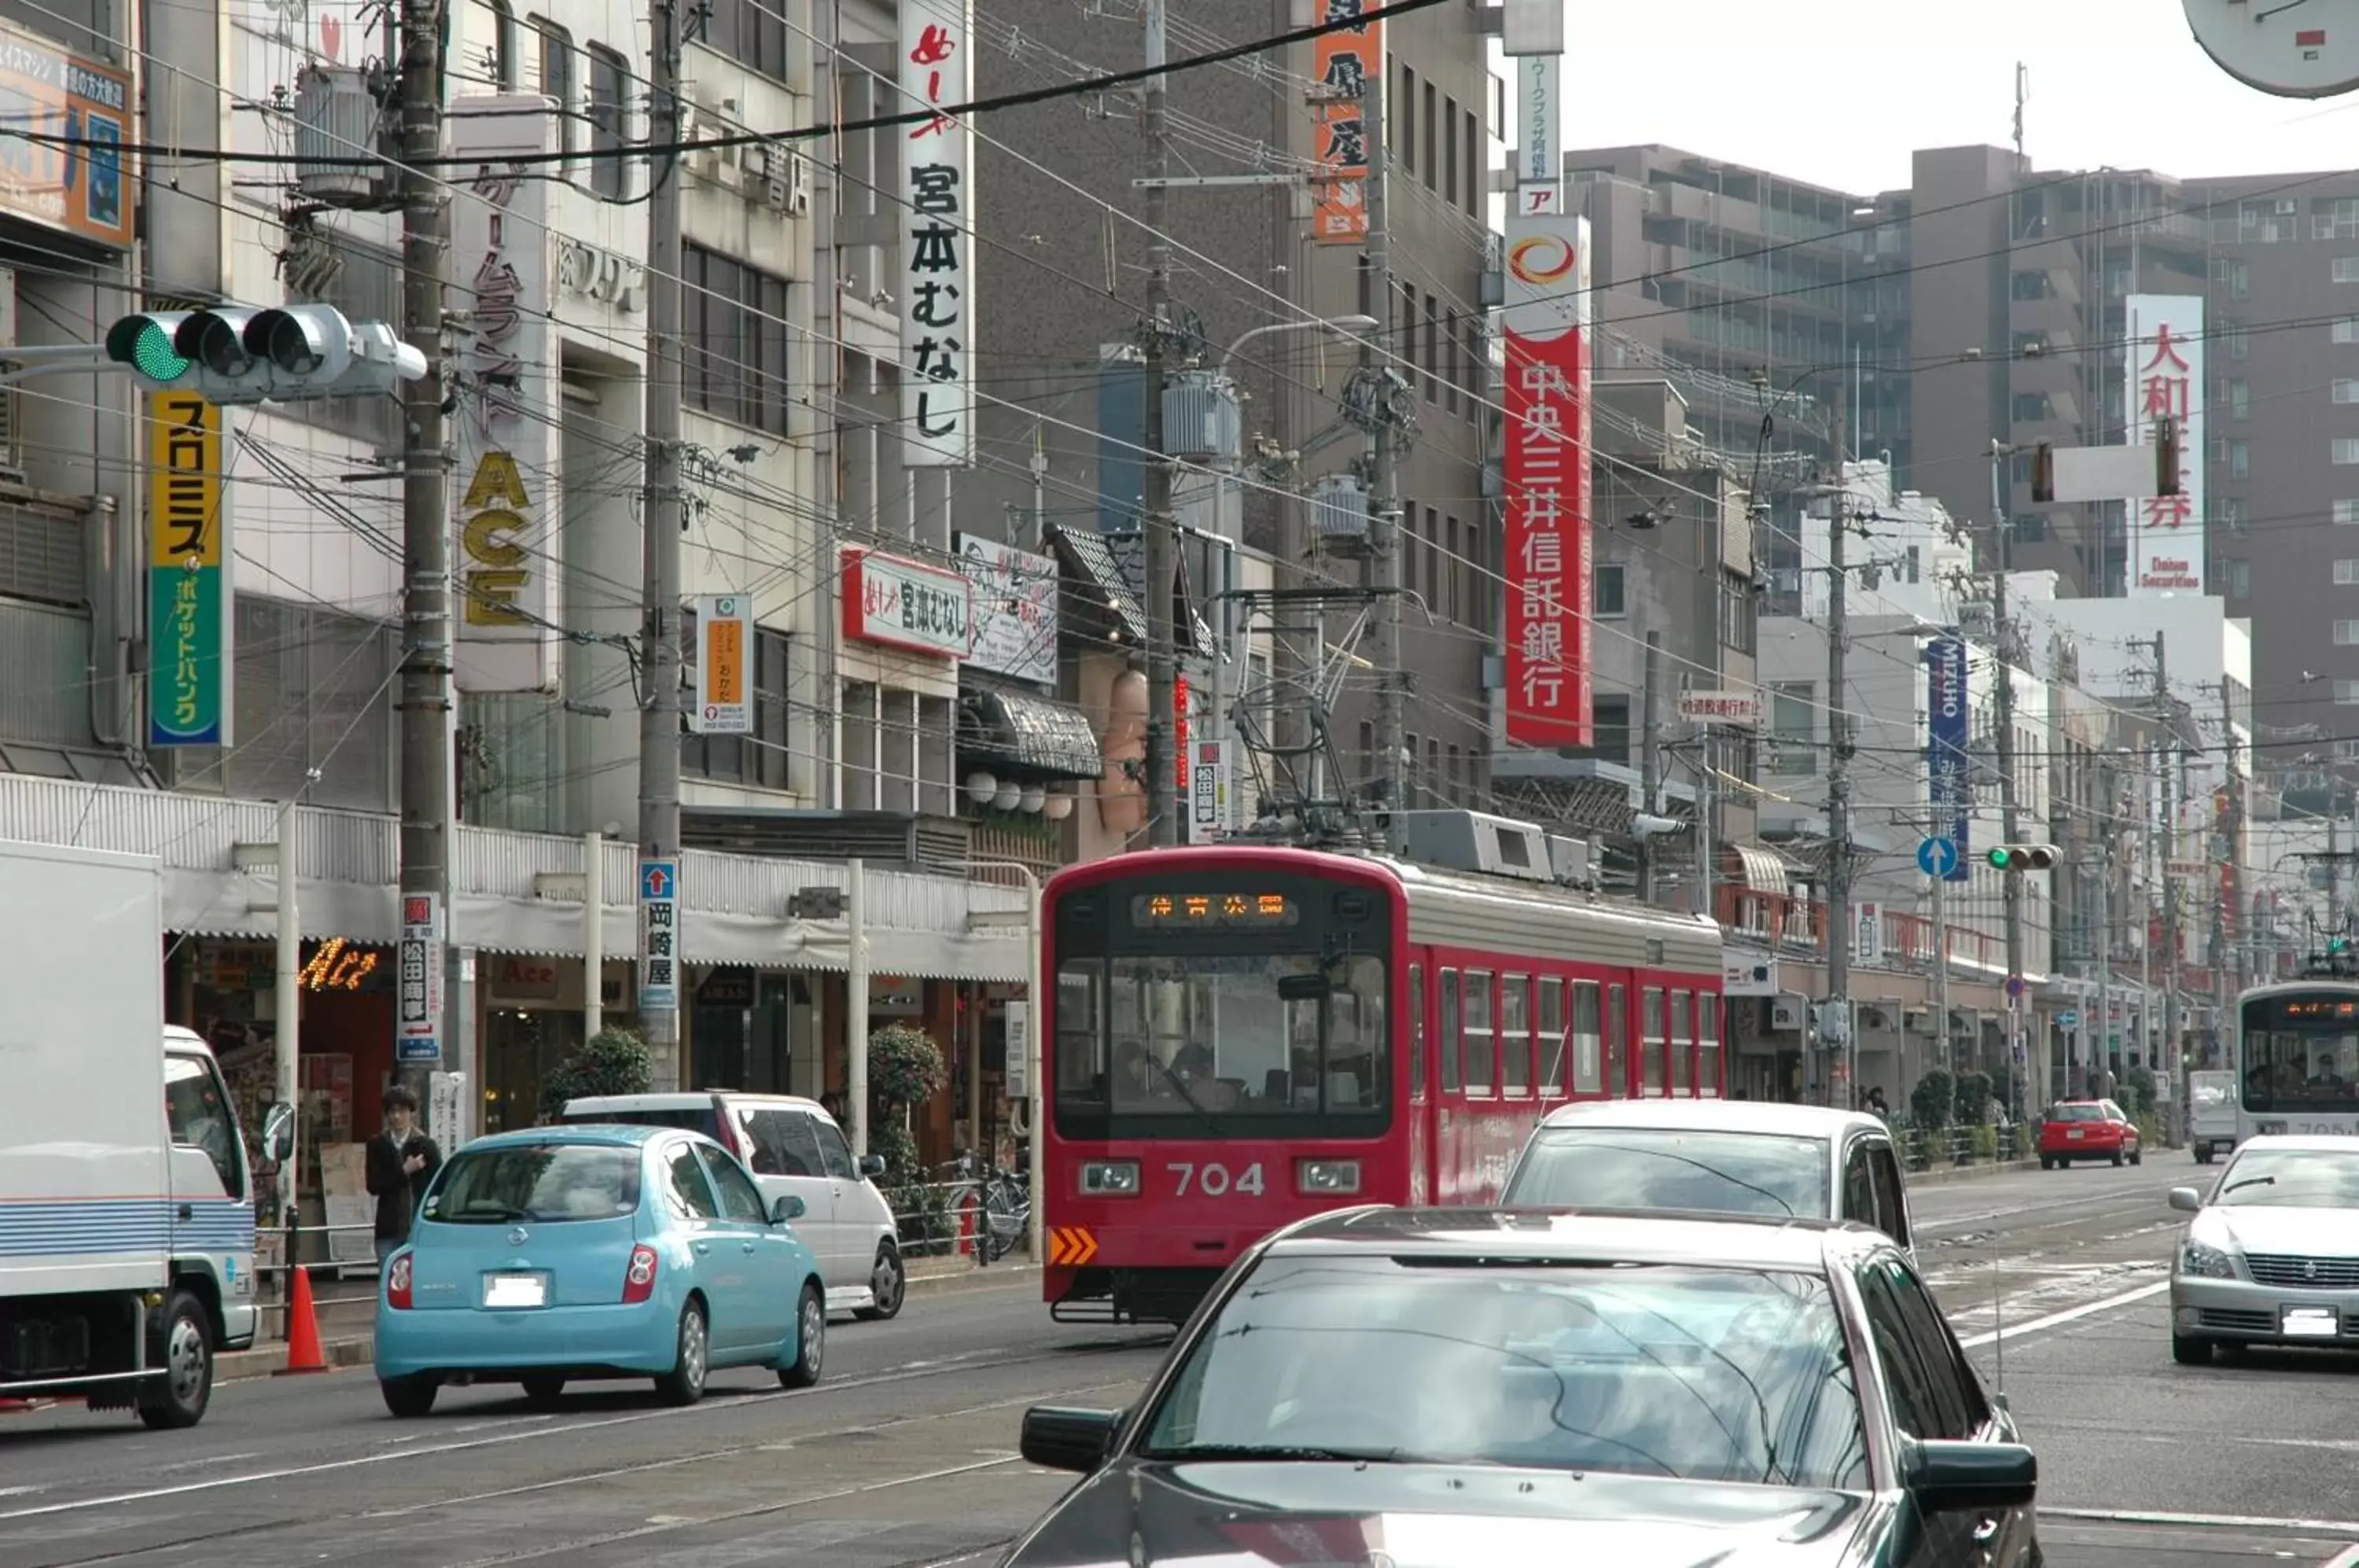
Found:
[1042,792,1075,821]
[1019,784,1046,814]
[992,780,1021,812]
[966,771,999,806]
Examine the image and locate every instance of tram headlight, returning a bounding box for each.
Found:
[1297,1159,1362,1194]
[1080,1161,1140,1195]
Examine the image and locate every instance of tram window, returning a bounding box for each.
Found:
[1409,966,1426,1101]
[1605,985,1627,1097]
[1463,972,1496,1095]
[1501,976,1533,1095]
[1641,988,1667,1095]
[1441,970,1462,1091]
[1571,981,1603,1095]
[1669,991,1692,1095]
[1055,959,1106,1101]
[1537,978,1566,1096]
[1698,993,1722,1096]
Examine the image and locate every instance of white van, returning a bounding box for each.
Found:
[559,1091,905,1319]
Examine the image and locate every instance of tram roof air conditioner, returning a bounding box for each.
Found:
[1391,808,1555,884]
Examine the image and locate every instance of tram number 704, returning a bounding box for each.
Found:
[1168,1161,1267,1198]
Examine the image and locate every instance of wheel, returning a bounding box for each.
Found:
[2130,1146,2142,1166]
[2171,1333,2213,1366]
[654,1300,709,1407]
[520,1376,565,1408]
[2039,1155,2054,1170]
[136,1289,214,1430]
[778,1280,826,1389]
[380,1373,440,1418]
[854,1242,905,1322]
[2197,1145,2215,1165]
[2111,1150,2125,1168]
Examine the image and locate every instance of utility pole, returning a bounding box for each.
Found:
[1638,631,1662,905]
[1364,62,1404,837]
[1989,446,2026,1121]
[394,0,453,1106]
[2219,678,2244,1036]
[1932,845,1952,1077]
[1139,0,1179,848]
[2155,634,2183,1090]
[637,0,688,1083]
[1824,388,1854,1108]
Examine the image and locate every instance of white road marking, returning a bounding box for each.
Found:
[2044,1506,2359,1535]
[1954,1279,2170,1349]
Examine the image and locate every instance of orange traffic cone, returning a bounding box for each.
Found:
[275,1264,328,1376]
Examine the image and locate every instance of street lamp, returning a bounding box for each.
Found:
[1219,314,1378,377]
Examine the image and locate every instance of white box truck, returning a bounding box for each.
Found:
[0,839,285,1427]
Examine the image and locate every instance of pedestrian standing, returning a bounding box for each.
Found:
[366,1085,441,1267]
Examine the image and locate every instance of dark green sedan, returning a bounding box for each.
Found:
[1003,1207,2039,1567]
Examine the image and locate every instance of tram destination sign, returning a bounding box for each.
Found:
[1129,893,1301,929]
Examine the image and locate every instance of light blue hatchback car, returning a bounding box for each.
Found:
[374,1124,826,1418]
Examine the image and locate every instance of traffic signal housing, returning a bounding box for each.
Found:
[105,304,425,405]
[1986,845,2058,873]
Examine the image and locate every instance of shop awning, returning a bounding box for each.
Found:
[959,684,1103,781]
[1726,844,1793,896]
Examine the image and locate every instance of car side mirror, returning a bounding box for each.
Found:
[259,1103,295,1165]
[771,1194,806,1224]
[1020,1405,1122,1474]
[1907,1438,2037,1514]
[857,1153,886,1180]
[2169,1186,2203,1213]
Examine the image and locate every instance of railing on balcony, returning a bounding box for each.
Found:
[1716,885,2010,977]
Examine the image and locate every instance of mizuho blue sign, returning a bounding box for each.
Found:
[1924,635,1972,883]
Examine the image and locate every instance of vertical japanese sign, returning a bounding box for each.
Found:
[1501,213,1593,747]
[450,94,558,690]
[1311,0,1382,244]
[396,893,443,1063]
[1513,55,1562,217]
[146,391,231,748]
[639,859,680,1013]
[1923,635,1972,882]
[690,593,752,734]
[899,0,973,466]
[2123,293,2206,597]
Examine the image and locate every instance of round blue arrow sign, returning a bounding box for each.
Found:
[1917,837,1959,878]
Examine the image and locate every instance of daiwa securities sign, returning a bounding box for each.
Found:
[898,0,973,465]
[2124,294,2205,597]
[1924,634,1971,882]
[1501,212,1593,746]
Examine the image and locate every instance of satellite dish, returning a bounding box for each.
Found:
[2185,0,2359,98]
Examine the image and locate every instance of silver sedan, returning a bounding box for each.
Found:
[2169,1134,2359,1365]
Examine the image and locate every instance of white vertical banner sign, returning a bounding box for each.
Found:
[397,892,443,1063]
[689,593,752,734]
[1003,999,1029,1099]
[1852,900,1884,967]
[2123,293,2206,597]
[1514,55,1561,215]
[897,0,973,466]
[1188,738,1231,841]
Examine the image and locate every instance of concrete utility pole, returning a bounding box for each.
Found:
[1139,0,1180,848]
[1824,388,1854,1108]
[1363,62,1405,835]
[1989,447,2026,1121]
[395,0,454,1106]
[1638,631,1662,904]
[638,0,688,1080]
[2155,634,2183,1086]
[2219,679,2244,1021]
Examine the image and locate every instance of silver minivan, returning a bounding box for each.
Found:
[1498,1099,1916,1257]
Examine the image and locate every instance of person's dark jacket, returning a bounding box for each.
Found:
[366,1129,442,1241]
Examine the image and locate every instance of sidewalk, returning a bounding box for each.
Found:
[215,1249,1040,1383]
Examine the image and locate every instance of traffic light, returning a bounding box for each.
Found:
[105,304,425,405]
[1986,845,2058,873]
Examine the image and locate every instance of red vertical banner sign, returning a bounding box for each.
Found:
[1174,674,1191,791]
[1501,213,1593,746]
[1310,1,1382,244]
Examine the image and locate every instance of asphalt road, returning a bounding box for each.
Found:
[0,1159,2348,1568]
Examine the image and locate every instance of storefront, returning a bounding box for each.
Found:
[688,965,814,1095]
[477,954,634,1132]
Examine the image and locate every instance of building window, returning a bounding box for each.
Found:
[1397,63,1416,176]
[2219,496,2249,534]
[1769,682,1815,775]
[1589,695,1630,765]
[2337,621,2359,645]
[1719,572,1753,654]
[487,0,518,87]
[586,44,630,201]
[2335,256,2359,284]
[2339,500,2359,525]
[1463,106,1479,216]
[534,17,573,163]
[683,243,793,436]
[2338,381,2359,406]
[2223,558,2251,598]
[681,615,790,790]
[2339,560,2359,585]
[2338,681,2359,706]
[2228,320,2250,359]
[2008,270,2053,301]
[2335,439,2359,466]
[1593,562,1626,617]
[2337,319,2359,346]
[704,0,791,81]
[2009,392,2052,423]
[2320,197,2359,241]
[2225,379,2250,418]
[2228,438,2250,479]
[2213,256,2251,299]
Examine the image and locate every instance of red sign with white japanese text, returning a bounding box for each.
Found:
[1501,214,1593,746]
[2123,294,2205,598]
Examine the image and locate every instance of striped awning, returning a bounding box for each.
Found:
[1726,844,1794,896]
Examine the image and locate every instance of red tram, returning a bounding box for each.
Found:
[1039,840,1726,1323]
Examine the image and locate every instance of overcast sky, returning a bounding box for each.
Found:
[1555,0,2358,194]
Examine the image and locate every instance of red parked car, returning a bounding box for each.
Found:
[2038,1099,2141,1169]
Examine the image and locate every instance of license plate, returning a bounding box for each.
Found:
[2066,1129,2084,1140]
[2282,1307,2339,1338]
[483,1272,548,1309]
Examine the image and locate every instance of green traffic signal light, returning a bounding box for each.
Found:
[105,315,190,382]
[1987,847,2013,870]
